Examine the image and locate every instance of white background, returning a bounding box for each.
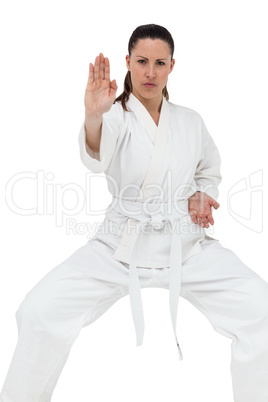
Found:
[0,0,267,401]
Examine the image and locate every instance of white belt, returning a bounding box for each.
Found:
[112,196,189,361]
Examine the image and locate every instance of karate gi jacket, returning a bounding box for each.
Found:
[78,93,222,359]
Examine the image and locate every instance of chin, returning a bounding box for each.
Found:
[138,88,162,100]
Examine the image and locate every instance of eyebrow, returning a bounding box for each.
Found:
[135,56,168,61]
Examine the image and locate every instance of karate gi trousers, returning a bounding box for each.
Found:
[1,238,268,402]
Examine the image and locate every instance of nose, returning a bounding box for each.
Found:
[146,63,156,79]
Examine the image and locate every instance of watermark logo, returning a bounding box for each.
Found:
[227,169,263,233]
[5,169,264,236]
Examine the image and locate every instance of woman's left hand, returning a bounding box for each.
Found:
[188,191,220,228]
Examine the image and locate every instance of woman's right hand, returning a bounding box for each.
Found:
[84,53,118,117]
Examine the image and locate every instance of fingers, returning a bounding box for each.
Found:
[88,63,94,84]
[190,215,209,228]
[190,211,214,228]
[93,54,100,81]
[104,56,110,81]
[99,53,105,80]
[90,53,110,83]
[209,198,220,210]
[189,212,198,224]
[110,79,118,89]
[197,216,209,228]
[206,212,214,225]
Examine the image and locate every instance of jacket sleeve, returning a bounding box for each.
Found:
[194,117,222,201]
[78,104,122,173]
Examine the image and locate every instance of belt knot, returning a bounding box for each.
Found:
[148,213,166,229]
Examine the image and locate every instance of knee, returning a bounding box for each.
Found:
[15,286,54,330]
[15,288,73,352]
[241,277,268,346]
[250,277,268,320]
[231,277,268,358]
[15,263,68,327]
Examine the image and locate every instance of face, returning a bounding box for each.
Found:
[126,38,175,105]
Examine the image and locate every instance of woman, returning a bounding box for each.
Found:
[1,24,268,402]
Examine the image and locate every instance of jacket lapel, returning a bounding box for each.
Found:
[127,93,170,201]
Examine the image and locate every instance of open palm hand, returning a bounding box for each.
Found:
[188,191,220,228]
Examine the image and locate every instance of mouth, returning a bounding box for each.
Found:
[143,82,156,88]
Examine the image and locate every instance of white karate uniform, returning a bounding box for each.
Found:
[78,93,223,357]
[1,94,268,402]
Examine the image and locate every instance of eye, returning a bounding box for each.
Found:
[157,61,165,66]
[138,59,146,64]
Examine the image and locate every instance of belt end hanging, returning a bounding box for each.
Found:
[136,329,144,347]
[177,342,183,361]
[136,338,143,347]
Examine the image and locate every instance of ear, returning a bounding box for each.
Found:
[126,55,131,71]
[169,58,175,74]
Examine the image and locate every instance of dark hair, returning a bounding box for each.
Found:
[114,24,174,110]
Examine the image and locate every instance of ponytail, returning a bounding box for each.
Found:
[114,71,132,111]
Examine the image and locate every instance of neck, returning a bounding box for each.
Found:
[132,90,163,114]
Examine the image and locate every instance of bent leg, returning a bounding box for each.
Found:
[181,241,268,402]
[0,239,130,402]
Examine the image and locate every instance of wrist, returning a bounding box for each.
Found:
[84,113,103,129]
[85,111,103,119]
